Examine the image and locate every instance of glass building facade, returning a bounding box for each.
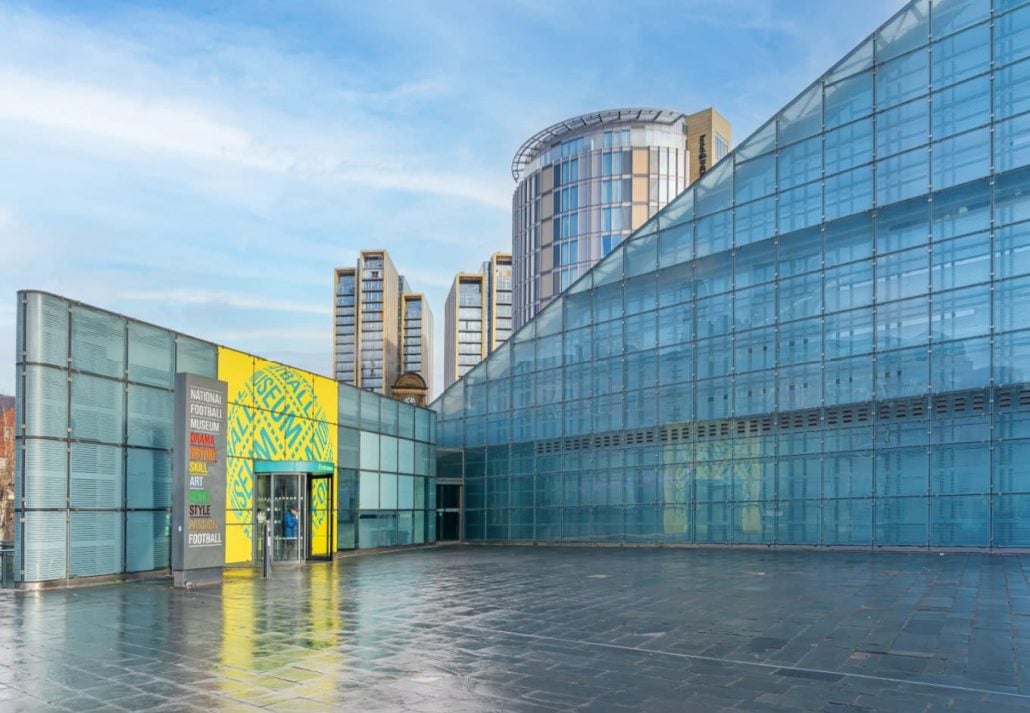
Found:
[14,291,436,585]
[434,0,1030,549]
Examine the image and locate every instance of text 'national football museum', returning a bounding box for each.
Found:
[434,0,1030,550]
[12,0,1030,588]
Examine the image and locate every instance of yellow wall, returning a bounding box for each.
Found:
[218,348,339,564]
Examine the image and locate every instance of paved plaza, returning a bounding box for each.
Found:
[0,546,1029,712]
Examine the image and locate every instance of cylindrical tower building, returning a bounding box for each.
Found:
[511,107,731,328]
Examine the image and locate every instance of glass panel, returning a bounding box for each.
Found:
[825,308,874,358]
[778,227,821,277]
[71,306,125,378]
[995,5,1030,67]
[876,98,928,158]
[359,391,381,432]
[996,222,1030,280]
[694,160,734,217]
[126,511,171,572]
[995,58,1030,120]
[827,38,874,83]
[876,247,929,301]
[778,135,821,191]
[175,336,216,378]
[875,147,929,206]
[876,49,930,109]
[931,233,990,290]
[734,197,776,246]
[23,292,68,367]
[24,365,67,438]
[876,0,929,62]
[931,337,991,390]
[824,118,873,175]
[996,112,1030,173]
[997,330,1030,385]
[824,70,873,128]
[824,165,873,221]
[127,384,173,449]
[23,438,67,508]
[70,443,123,508]
[778,84,822,145]
[875,497,929,545]
[70,512,124,577]
[380,434,398,472]
[777,181,821,234]
[128,322,173,388]
[824,214,873,266]
[359,471,379,509]
[126,447,172,508]
[931,128,990,189]
[931,22,990,88]
[932,76,990,140]
[359,431,380,470]
[71,373,124,443]
[734,120,776,162]
[734,154,776,203]
[931,0,989,37]
[932,180,990,238]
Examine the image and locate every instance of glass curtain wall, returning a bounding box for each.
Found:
[15,293,214,581]
[15,292,437,583]
[338,386,437,549]
[434,0,1030,549]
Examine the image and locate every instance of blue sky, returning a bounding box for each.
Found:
[0,0,905,398]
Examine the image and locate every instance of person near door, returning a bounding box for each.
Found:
[283,506,299,559]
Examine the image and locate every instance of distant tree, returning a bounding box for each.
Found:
[0,401,12,542]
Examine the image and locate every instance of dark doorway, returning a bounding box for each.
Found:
[436,484,461,541]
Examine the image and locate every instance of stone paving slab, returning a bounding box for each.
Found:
[0,546,1028,711]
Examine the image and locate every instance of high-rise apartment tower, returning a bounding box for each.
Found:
[333,249,433,397]
[443,252,513,388]
[511,107,731,328]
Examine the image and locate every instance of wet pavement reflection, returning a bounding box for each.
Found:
[0,546,1028,711]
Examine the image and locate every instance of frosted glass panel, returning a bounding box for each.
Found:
[175,336,216,378]
[71,374,124,443]
[69,512,123,577]
[71,306,125,378]
[126,448,172,508]
[22,511,67,582]
[70,443,123,508]
[127,384,173,449]
[23,438,67,508]
[24,292,68,366]
[128,322,174,387]
[126,511,171,572]
[24,365,67,438]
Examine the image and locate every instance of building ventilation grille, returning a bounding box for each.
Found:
[531,386,1013,457]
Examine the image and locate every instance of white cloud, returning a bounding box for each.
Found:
[119,288,331,315]
[0,68,283,170]
[0,63,509,209]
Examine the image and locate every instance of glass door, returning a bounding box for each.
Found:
[307,475,333,560]
[255,474,271,565]
[273,474,303,562]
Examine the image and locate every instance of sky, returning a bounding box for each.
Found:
[0,0,906,399]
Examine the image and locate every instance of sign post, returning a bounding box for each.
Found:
[172,373,228,588]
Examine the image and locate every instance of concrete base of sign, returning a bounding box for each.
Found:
[173,567,222,589]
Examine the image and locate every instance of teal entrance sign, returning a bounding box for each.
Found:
[254,460,334,475]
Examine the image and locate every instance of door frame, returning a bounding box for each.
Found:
[306,473,334,561]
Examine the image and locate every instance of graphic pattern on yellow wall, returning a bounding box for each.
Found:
[218,348,338,562]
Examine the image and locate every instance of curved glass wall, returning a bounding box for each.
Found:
[437,0,1030,549]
